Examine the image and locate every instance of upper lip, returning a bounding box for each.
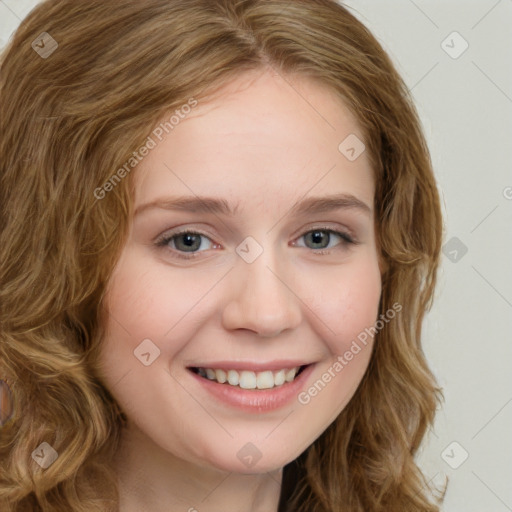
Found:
[187,360,314,372]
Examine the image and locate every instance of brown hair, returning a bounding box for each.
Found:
[0,0,444,510]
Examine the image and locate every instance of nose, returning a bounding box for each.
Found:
[221,245,302,337]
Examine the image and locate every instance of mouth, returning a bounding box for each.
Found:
[188,364,310,390]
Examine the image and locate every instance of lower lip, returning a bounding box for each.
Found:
[187,364,316,413]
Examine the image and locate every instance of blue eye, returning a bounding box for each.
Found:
[155,228,356,260]
[156,231,213,255]
[295,229,354,251]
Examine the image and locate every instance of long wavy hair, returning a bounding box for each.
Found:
[0,0,444,510]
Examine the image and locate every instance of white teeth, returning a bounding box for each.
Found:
[239,371,257,389]
[227,370,239,386]
[195,366,303,389]
[285,368,298,382]
[214,369,227,383]
[256,371,274,389]
[273,369,285,386]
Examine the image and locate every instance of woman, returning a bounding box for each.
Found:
[0,0,444,510]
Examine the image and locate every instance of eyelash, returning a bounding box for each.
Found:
[154,227,358,261]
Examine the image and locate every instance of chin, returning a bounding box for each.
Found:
[201,450,291,475]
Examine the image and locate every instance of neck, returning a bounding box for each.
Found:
[114,421,283,512]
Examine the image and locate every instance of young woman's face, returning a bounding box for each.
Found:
[98,69,382,473]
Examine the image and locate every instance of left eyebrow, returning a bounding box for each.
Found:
[289,193,372,216]
[134,192,372,218]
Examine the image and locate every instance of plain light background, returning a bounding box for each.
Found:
[1,1,511,510]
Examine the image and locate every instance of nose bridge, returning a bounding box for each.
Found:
[222,235,302,336]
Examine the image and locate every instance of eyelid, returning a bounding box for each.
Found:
[292,223,358,244]
[154,227,216,248]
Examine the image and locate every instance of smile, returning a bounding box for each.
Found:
[186,362,316,412]
[190,365,307,390]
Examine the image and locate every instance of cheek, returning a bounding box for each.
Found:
[96,249,175,384]
[312,253,382,352]
[295,259,381,419]
[100,248,190,349]
[96,246,227,389]
[307,254,380,378]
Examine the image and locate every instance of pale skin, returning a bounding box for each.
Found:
[97,68,382,512]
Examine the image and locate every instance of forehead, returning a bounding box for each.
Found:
[133,69,374,212]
